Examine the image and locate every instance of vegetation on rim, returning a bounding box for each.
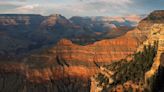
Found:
[94,42,158,92]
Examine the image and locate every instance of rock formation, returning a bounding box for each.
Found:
[0,10,163,92]
[0,19,144,92]
[90,10,164,92]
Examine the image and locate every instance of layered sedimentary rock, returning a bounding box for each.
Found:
[0,24,145,92]
[0,27,145,92]
[138,10,164,32]
[0,13,140,60]
[90,11,164,92]
[0,63,95,92]
[43,29,144,63]
[0,10,163,92]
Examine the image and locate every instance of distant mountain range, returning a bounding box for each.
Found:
[0,14,144,58]
[70,15,145,39]
[70,15,145,30]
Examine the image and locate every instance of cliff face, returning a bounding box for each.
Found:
[90,11,164,92]
[42,29,143,63]
[0,63,95,92]
[0,26,145,92]
[0,10,163,92]
[0,14,142,60]
[138,10,164,32]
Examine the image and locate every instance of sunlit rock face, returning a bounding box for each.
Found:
[0,10,163,92]
[138,10,164,32]
[90,10,164,92]
[0,28,144,92]
[152,24,164,91]
[46,29,143,63]
[0,14,139,60]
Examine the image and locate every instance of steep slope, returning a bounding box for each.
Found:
[138,10,164,32]
[0,14,143,60]
[0,24,146,92]
[91,10,164,92]
[42,29,144,63]
[0,14,96,59]
[0,10,163,92]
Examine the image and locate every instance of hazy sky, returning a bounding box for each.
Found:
[0,0,164,17]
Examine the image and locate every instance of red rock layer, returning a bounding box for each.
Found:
[0,28,146,84]
[47,29,144,63]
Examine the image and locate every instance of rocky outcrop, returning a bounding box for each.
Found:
[0,72,91,92]
[0,10,163,92]
[90,10,164,92]
[0,18,146,92]
[52,29,144,63]
[138,10,164,33]
[0,14,138,59]
[0,27,146,92]
[0,61,97,92]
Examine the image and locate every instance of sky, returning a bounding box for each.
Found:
[0,0,164,18]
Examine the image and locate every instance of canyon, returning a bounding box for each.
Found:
[0,10,163,92]
[90,11,164,92]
